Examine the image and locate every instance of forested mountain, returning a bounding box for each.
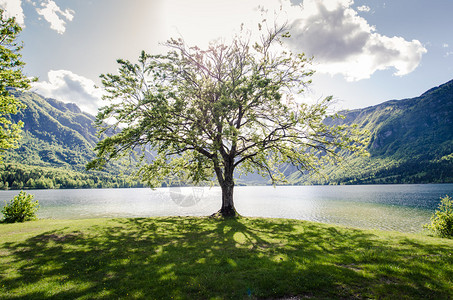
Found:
[1,90,143,189]
[1,79,452,189]
[6,90,97,168]
[291,79,453,184]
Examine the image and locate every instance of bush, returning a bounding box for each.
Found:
[424,195,453,238]
[1,191,39,223]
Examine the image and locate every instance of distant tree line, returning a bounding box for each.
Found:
[327,158,453,185]
[0,164,144,190]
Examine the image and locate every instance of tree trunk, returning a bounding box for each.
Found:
[213,157,237,218]
[220,178,236,217]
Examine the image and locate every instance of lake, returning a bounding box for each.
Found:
[1,184,452,233]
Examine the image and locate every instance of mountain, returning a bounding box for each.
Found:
[292,79,453,184]
[5,90,97,168]
[1,90,142,189]
[2,79,453,189]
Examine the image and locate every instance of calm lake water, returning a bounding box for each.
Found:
[1,184,452,233]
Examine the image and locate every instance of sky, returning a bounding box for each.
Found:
[1,0,453,115]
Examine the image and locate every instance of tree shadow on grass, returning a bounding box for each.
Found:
[1,217,452,299]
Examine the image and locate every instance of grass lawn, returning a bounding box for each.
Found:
[0,217,452,299]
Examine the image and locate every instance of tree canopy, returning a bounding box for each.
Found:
[89,24,367,217]
[0,9,32,162]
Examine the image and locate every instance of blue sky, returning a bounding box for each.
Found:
[1,0,452,115]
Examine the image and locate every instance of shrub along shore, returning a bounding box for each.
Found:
[1,217,452,299]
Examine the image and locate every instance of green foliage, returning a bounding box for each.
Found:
[425,195,453,238]
[1,190,39,223]
[0,9,34,162]
[0,163,144,190]
[90,22,366,216]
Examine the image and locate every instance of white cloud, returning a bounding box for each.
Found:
[0,0,25,26]
[161,0,426,81]
[356,5,370,12]
[32,70,103,115]
[443,43,449,48]
[286,0,427,81]
[36,0,74,34]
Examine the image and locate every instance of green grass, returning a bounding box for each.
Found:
[1,217,452,299]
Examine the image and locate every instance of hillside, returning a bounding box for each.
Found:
[2,79,453,189]
[5,90,98,169]
[293,79,453,184]
[1,90,142,189]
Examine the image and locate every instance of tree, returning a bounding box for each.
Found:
[0,9,32,162]
[424,195,453,238]
[1,190,39,223]
[88,24,367,217]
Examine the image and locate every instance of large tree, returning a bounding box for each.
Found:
[0,9,32,162]
[88,24,366,217]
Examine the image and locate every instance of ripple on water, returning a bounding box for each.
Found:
[0,184,451,233]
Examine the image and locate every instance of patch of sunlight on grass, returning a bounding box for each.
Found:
[227,258,237,267]
[222,225,232,234]
[233,231,246,244]
[273,254,288,263]
[160,271,177,281]
[158,263,175,274]
[196,257,206,264]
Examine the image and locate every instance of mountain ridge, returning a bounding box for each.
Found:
[1,90,142,189]
[298,79,453,184]
[1,79,452,189]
